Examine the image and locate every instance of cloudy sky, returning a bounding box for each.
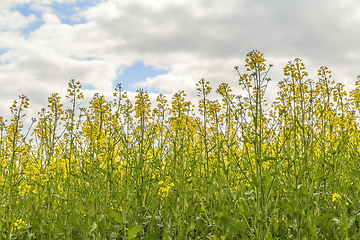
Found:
[1,0,360,125]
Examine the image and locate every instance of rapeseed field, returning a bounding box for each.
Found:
[1,50,360,239]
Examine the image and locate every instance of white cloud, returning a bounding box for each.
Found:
[0,9,37,30]
[0,0,80,9]
[133,72,196,94]
[1,0,360,129]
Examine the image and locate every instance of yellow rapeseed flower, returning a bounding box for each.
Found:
[332,193,342,202]
[14,219,28,230]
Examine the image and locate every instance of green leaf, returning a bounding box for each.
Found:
[98,167,107,175]
[109,209,123,223]
[265,171,271,184]
[220,216,246,234]
[265,230,273,240]
[53,194,67,200]
[186,222,195,235]
[328,173,336,184]
[348,216,356,229]
[128,225,143,239]
[263,156,277,161]
[276,159,284,169]
[89,193,102,202]
[316,213,333,231]
[196,217,206,231]
[244,190,254,195]
[76,202,87,215]
[316,213,333,225]
[331,218,341,227]
[89,222,97,235]
[144,233,161,240]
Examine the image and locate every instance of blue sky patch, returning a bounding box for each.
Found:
[0,48,8,55]
[114,61,169,93]
[82,84,95,90]
[10,3,45,35]
[50,0,101,26]
[0,48,9,65]
[10,1,102,32]
[73,56,98,61]
[11,3,42,18]
[20,19,45,35]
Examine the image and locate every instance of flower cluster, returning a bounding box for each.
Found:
[158,177,175,200]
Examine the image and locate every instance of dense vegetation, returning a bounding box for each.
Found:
[1,50,360,239]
